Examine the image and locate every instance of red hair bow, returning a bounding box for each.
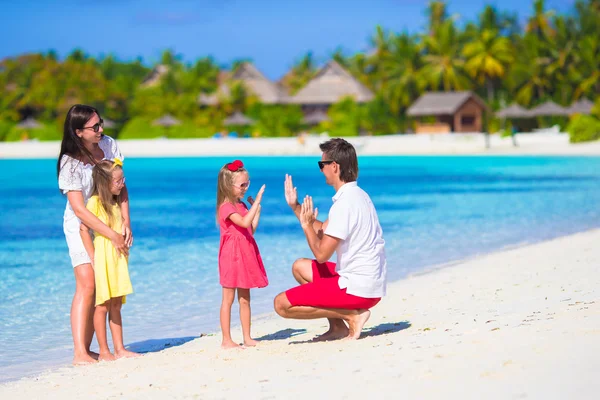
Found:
[227,159,244,171]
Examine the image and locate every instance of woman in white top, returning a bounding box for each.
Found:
[57,104,133,365]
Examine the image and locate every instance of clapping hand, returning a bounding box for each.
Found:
[299,195,318,229]
[249,184,266,206]
[284,174,298,209]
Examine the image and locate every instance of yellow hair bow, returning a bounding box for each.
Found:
[111,157,123,169]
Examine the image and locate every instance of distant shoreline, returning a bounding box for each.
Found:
[2,133,600,159]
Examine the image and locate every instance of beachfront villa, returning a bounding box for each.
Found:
[407,91,488,134]
[197,61,374,118]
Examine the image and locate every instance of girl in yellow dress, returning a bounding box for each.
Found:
[80,158,139,361]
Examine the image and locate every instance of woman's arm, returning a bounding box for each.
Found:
[79,224,95,267]
[67,191,128,256]
[119,185,133,247]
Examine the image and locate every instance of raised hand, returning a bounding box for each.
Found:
[254,184,266,204]
[284,174,298,209]
[299,195,318,228]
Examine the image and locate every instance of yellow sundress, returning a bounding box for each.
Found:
[86,195,133,306]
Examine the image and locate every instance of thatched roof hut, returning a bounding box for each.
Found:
[496,104,532,119]
[302,110,329,125]
[141,65,169,88]
[530,101,570,117]
[568,98,594,114]
[407,91,487,117]
[152,114,181,127]
[407,91,488,133]
[223,111,255,126]
[287,61,374,105]
[16,117,42,129]
[199,62,288,105]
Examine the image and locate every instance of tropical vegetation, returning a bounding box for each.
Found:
[0,0,598,141]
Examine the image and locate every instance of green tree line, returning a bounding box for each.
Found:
[0,0,599,141]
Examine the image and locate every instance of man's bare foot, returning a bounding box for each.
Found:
[221,340,243,349]
[115,349,141,359]
[312,325,349,342]
[243,338,259,347]
[346,309,371,340]
[98,351,117,361]
[72,353,97,365]
[87,351,99,360]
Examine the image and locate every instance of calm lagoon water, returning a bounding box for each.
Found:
[1,155,600,382]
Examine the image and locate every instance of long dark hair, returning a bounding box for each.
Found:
[56,104,100,177]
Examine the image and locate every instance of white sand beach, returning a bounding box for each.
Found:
[1,229,598,399]
[2,133,600,158]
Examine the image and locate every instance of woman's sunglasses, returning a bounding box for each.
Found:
[82,119,104,133]
[318,160,335,170]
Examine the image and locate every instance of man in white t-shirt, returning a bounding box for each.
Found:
[274,138,387,340]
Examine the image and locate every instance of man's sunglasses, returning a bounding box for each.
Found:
[318,160,335,170]
[82,119,104,133]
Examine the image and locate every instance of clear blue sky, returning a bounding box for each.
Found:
[1,0,574,80]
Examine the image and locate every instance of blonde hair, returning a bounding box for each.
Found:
[216,163,247,224]
[91,160,122,228]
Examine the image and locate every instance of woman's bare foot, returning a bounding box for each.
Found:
[72,352,97,365]
[243,338,259,347]
[115,349,141,359]
[346,309,371,340]
[221,339,243,349]
[98,351,117,361]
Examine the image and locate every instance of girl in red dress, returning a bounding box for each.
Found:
[216,159,268,348]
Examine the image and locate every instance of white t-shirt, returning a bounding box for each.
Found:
[58,135,123,223]
[324,182,387,298]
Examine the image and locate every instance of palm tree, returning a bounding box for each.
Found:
[573,35,600,99]
[526,0,556,39]
[421,19,470,91]
[380,33,425,114]
[510,34,552,106]
[425,1,448,35]
[279,52,316,94]
[463,29,514,104]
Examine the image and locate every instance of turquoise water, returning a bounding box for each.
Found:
[1,155,600,382]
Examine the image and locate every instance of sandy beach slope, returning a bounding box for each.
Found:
[1,229,599,399]
[2,133,600,158]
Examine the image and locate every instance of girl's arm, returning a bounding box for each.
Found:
[67,191,128,256]
[79,224,95,267]
[119,185,133,247]
[247,196,261,234]
[228,185,266,229]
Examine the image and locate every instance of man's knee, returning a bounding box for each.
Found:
[292,258,313,284]
[274,292,291,317]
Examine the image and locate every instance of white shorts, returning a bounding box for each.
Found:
[63,215,92,268]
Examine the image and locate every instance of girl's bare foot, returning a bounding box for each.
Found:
[346,309,371,340]
[72,352,97,365]
[115,349,141,359]
[98,351,117,361]
[221,339,243,349]
[243,338,259,347]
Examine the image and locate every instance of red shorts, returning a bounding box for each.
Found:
[285,260,381,310]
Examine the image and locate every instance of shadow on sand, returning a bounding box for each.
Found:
[257,328,308,341]
[288,320,412,344]
[126,336,203,354]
